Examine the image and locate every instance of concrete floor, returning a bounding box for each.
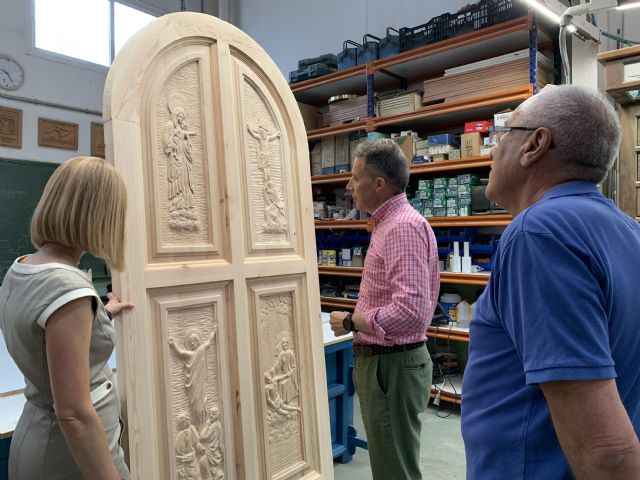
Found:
[334,396,466,480]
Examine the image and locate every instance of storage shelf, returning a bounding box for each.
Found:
[427,326,470,342]
[315,220,371,230]
[430,387,462,405]
[292,16,548,104]
[320,297,357,309]
[307,120,368,140]
[371,86,533,132]
[427,214,511,227]
[440,272,490,286]
[291,64,366,105]
[311,156,492,186]
[371,17,538,82]
[318,266,364,277]
[319,268,490,285]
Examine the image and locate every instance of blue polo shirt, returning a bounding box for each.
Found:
[462,181,640,479]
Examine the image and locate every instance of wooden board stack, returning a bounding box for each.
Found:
[324,94,369,126]
[423,53,552,105]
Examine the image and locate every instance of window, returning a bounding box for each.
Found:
[34,0,156,67]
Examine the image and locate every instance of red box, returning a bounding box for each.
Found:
[464,120,493,134]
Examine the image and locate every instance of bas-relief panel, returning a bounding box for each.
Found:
[242,76,292,247]
[167,303,225,480]
[156,59,213,245]
[258,292,304,476]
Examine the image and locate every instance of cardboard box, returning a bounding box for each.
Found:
[393,135,414,164]
[461,133,483,158]
[432,153,447,162]
[448,149,461,160]
[493,109,513,127]
[321,136,335,174]
[464,120,493,134]
[310,143,322,176]
[427,134,460,147]
[334,134,350,173]
[297,102,319,131]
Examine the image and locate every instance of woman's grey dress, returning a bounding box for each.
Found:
[0,257,129,479]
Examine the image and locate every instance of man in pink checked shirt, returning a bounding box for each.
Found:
[330,139,439,480]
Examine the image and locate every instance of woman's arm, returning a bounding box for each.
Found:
[45,296,121,480]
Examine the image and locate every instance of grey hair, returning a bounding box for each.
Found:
[518,85,621,182]
[353,139,410,193]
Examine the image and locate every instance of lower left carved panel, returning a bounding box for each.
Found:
[153,285,232,480]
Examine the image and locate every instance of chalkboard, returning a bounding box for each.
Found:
[0,158,110,292]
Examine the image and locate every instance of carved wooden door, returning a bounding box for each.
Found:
[103,12,332,480]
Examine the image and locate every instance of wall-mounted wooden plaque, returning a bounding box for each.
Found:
[0,105,23,148]
[38,117,78,150]
[91,122,105,157]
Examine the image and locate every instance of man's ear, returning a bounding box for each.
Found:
[521,127,552,168]
[374,176,386,192]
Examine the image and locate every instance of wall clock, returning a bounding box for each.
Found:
[0,55,25,90]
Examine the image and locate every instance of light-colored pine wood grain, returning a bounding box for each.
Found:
[104,12,332,480]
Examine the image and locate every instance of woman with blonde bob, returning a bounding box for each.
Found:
[0,156,133,479]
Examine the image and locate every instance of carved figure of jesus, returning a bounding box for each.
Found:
[246,123,279,184]
[170,326,217,426]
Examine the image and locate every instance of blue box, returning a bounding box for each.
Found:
[427,134,460,147]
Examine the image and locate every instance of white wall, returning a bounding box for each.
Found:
[233,0,474,78]
[0,0,217,165]
[0,0,217,396]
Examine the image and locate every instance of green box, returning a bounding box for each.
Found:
[410,198,423,209]
[458,194,472,207]
[418,179,434,190]
[423,208,434,217]
[434,177,447,189]
[446,198,458,208]
[458,206,472,216]
[423,198,434,209]
[457,184,472,196]
[434,207,446,217]
[416,189,432,200]
[458,173,480,185]
[433,198,446,209]
[447,177,459,188]
[433,188,446,199]
[446,207,458,217]
[446,187,458,198]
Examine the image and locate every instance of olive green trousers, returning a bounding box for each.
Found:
[353,344,432,480]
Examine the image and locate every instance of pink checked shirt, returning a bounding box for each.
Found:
[355,193,439,346]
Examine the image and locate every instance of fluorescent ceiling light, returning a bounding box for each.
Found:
[522,0,577,32]
[617,2,640,10]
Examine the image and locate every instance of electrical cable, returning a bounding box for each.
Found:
[559,19,573,85]
[601,31,640,45]
[430,306,458,419]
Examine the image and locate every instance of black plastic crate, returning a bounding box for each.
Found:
[298,53,338,70]
[471,0,529,31]
[399,13,453,52]
[289,63,337,84]
[399,0,528,53]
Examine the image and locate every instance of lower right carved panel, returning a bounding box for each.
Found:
[250,277,312,479]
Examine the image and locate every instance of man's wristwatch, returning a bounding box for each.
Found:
[342,312,358,332]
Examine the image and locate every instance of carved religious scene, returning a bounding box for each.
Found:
[168,303,224,480]
[258,293,304,473]
[242,77,291,245]
[246,121,287,233]
[164,95,198,231]
[156,60,213,248]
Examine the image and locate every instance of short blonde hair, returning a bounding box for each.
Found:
[31,156,127,270]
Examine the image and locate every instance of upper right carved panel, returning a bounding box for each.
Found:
[236,60,297,255]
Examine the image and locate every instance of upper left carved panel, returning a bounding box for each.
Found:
[145,44,228,260]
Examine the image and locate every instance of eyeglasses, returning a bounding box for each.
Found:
[493,125,555,149]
